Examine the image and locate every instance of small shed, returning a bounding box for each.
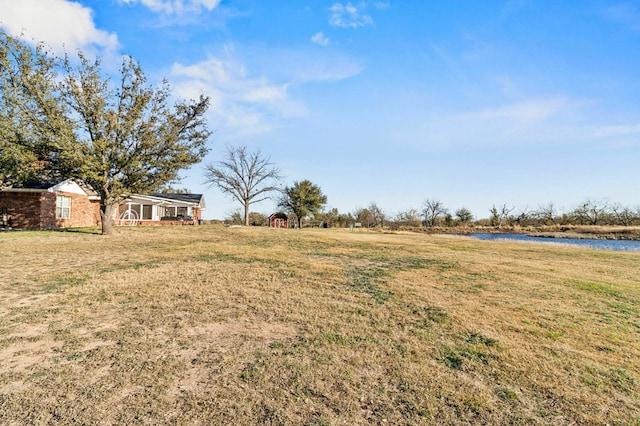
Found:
[269,212,288,228]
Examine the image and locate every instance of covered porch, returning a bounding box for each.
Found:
[117,194,204,225]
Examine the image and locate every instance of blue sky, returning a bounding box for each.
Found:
[1,0,639,220]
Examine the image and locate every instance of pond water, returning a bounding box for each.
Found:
[470,233,640,252]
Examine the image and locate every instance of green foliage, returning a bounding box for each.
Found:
[0,30,76,186]
[455,207,473,223]
[278,180,327,228]
[346,267,393,304]
[225,209,244,225]
[495,388,518,401]
[249,211,268,226]
[158,185,191,194]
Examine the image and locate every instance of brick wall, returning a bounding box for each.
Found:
[0,191,101,229]
[0,192,48,229]
[54,192,101,228]
[40,193,57,229]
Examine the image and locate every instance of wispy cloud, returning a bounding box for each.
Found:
[372,2,390,10]
[0,0,118,55]
[589,123,640,139]
[117,0,221,15]
[171,54,301,138]
[470,97,568,122]
[388,96,608,150]
[311,32,330,46]
[329,2,374,28]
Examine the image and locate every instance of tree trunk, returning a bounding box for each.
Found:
[100,203,117,235]
[244,201,250,226]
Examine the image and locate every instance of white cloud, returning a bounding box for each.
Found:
[170,55,306,139]
[311,32,330,46]
[329,2,374,28]
[0,0,118,54]
[169,48,363,139]
[118,0,221,15]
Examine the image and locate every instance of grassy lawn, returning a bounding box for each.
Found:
[1,225,638,424]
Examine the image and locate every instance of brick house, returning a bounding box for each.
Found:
[0,179,101,230]
[0,180,206,230]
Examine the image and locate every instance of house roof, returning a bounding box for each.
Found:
[148,193,204,204]
[0,178,99,199]
[269,212,288,219]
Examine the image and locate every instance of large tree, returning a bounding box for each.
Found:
[60,54,211,235]
[204,145,282,226]
[278,180,327,228]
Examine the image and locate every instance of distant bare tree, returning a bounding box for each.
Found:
[225,209,243,225]
[395,208,422,227]
[611,203,637,226]
[205,146,282,226]
[353,207,374,228]
[490,204,515,227]
[534,202,557,225]
[422,199,448,227]
[571,199,610,225]
[367,202,386,228]
[513,206,533,226]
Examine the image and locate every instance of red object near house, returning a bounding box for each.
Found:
[269,212,288,228]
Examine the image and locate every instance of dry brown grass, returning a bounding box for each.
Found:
[1,226,639,424]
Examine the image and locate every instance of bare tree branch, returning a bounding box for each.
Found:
[205,145,283,226]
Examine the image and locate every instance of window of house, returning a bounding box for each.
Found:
[142,205,153,220]
[56,195,71,219]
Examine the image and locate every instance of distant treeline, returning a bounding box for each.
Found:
[227,199,640,229]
